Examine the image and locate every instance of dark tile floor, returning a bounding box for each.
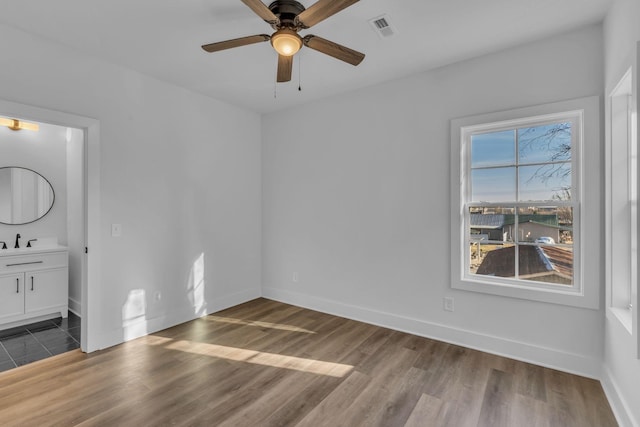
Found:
[0,313,80,372]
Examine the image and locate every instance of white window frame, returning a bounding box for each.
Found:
[451,97,600,309]
[606,67,637,334]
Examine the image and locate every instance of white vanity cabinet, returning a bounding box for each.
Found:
[0,247,68,328]
[0,274,24,319]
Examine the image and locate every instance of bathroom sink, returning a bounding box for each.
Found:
[0,237,66,256]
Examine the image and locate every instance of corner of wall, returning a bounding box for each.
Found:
[601,365,638,427]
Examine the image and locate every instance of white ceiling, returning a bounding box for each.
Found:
[0,0,612,114]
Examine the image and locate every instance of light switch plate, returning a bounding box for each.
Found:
[111,223,122,237]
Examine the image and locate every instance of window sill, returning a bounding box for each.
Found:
[608,307,633,334]
[453,277,598,309]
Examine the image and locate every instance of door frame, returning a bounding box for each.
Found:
[0,98,101,352]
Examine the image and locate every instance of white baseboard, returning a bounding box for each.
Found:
[207,287,262,314]
[68,297,81,316]
[0,313,62,331]
[96,287,261,351]
[601,366,637,427]
[262,286,601,379]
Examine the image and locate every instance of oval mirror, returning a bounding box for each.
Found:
[0,167,55,225]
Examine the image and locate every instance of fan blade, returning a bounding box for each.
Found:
[240,0,280,25]
[202,34,270,53]
[303,35,365,66]
[295,0,359,28]
[277,55,293,82]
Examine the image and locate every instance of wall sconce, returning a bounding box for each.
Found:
[0,117,39,132]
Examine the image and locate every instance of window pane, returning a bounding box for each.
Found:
[472,243,574,285]
[519,245,573,286]
[471,130,515,168]
[469,206,516,243]
[518,163,571,201]
[471,167,516,202]
[518,122,572,164]
[471,243,516,278]
[515,206,573,244]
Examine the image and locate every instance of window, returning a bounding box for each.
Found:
[451,97,600,308]
[467,118,577,288]
[606,67,636,333]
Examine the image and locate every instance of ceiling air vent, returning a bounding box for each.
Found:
[369,15,396,38]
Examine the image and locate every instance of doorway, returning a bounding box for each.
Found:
[0,98,101,356]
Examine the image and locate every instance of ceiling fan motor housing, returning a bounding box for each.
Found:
[268,0,305,28]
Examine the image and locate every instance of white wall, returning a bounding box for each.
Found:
[263,25,605,377]
[0,122,68,245]
[0,23,262,349]
[603,0,640,425]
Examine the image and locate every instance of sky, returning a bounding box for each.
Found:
[470,122,572,202]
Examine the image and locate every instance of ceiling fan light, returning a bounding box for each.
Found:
[271,29,302,56]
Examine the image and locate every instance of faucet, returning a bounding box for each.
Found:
[0,241,6,249]
[27,239,37,248]
[14,233,20,249]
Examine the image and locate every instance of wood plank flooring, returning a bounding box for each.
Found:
[0,298,617,426]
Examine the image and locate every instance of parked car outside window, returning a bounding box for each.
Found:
[534,236,555,244]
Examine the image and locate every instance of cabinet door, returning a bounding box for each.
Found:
[0,274,24,320]
[24,269,68,315]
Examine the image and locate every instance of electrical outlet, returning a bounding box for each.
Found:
[443,297,454,312]
[111,223,122,237]
[292,272,299,283]
[154,291,162,302]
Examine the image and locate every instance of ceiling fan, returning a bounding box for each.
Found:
[202,0,365,83]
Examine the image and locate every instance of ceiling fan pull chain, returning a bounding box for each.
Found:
[298,55,302,92]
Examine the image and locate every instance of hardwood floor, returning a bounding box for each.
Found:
[0,298,617,426]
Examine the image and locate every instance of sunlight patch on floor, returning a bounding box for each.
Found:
[207,315,317,334]
[144,335,173,345]
[165,340,352,377]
